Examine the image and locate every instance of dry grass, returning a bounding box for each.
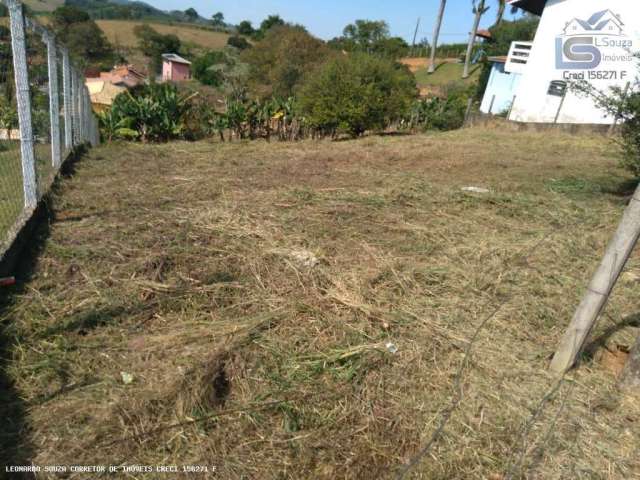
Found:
[1,127,640,479]
[22,0,63,13]
[97,20,231,52]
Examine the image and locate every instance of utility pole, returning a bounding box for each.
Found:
[462,0,489,79]
[411,17,421,57]
[550,184,640,375]
[428,0,447,74]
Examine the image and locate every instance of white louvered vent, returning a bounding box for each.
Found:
[505,41,533,74]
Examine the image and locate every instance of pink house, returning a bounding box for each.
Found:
[161,54,192,82]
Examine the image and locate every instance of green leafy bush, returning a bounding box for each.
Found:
[227,35,251,50]
[99,84,195,142]
[298,53,417,137]
[571,69,640,176]
[242,25,329,98]
[193,51,225,86]
[592,86,640,176]
[404,84,472,132]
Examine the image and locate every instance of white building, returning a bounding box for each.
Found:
[508,0,640,124]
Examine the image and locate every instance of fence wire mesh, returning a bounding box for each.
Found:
[0,13,23,248]
[26,28,53,199]
[0,0,98,259]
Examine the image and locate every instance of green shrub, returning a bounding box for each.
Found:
[193,51,225,86]
[99,84,195,142]
[407,84,471,131]
[298,53,417,137]
[575,78,640,176]
[603,89,640,176]
[227,35,250,50]
[242,25,329,98]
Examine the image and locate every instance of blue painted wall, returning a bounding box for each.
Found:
[480,62,522,115]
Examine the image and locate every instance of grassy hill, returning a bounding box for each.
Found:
[98,20,232,71]
[22,0,64,12]
[97,20,231,51]
[413,62,482,96]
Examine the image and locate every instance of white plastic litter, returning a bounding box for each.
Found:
[120,372,134,385]
[462,186,491,194]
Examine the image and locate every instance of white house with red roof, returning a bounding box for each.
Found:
[506,0,640,124]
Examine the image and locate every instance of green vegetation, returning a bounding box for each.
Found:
[298,53,416,137]
[579,74,640,176]
[226,35,250,50]
[405,84,472,131]
[133,23,181,74]
[51,5,116,69]
[192,50,226,87]
[415,62,482,88]
[65,0,214,26]
[252,14,285,40]
[328,19,410,59]
[99,84,195,142]
[242,25,329,99]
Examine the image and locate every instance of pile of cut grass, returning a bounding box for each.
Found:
[1,127,639,478]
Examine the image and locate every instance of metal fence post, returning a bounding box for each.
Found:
[78,73,85,143]
[7,0,38,209]
[71,71,79,146]
[43,30,61,169]
[83,87,90,143]
[62,48,73,151]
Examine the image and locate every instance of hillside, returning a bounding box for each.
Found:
[97,20,231,51]
[414,62,482,96]
[21,0,64,12]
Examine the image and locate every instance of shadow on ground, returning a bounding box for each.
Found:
[0,147,86,472]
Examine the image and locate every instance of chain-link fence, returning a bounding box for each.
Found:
[0,0,99,261]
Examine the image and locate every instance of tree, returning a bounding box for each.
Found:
[134,24,182,74]
[52,5,91,32]
[428,0,447,74]
[462,0,489,79]
[51,5,115,69]
[494,0,519,27]
[343,20,389,52]
[329,20,409,59]
[193,50,225,86]
[260,15,285,33]
[243,25,329,98]
[184,8,199,21]
[237,20,255,36]
[227,35,250,50]
[495,0,506,26]
[211,12,225,27]
[299,52,417,137]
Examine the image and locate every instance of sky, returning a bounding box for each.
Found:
[145,0,522,44]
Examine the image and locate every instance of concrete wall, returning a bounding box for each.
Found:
[510,0,640,124]
[163,61,191,82]
[480,62,522,115]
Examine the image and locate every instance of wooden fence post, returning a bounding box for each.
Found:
[550,184,640,374]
